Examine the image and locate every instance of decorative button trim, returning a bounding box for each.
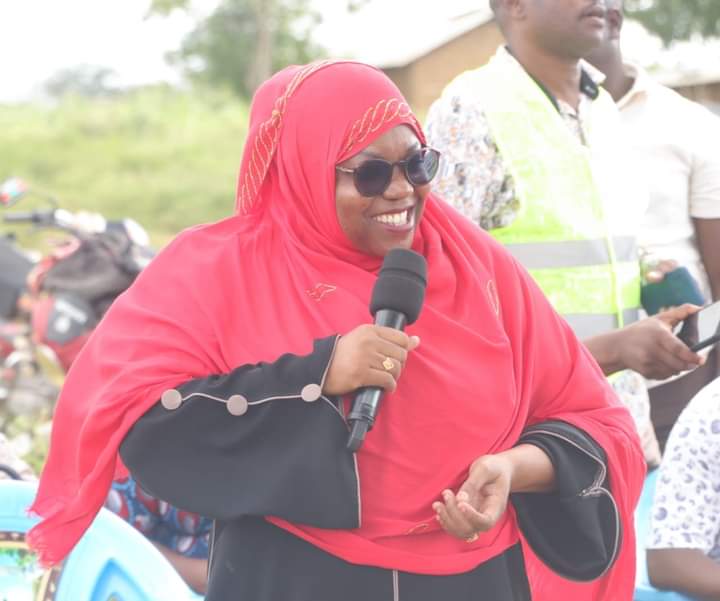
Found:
[227,394,249,416]
[300,383,322,402]
[161,389,183,410]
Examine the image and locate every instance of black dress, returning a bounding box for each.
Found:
[120,336,620,600]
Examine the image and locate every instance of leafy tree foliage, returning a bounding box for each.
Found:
[626,0,720,45]
[150,0,324,97]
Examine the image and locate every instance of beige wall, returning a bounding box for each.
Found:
[383,21,505,119]
[384,66,415,108]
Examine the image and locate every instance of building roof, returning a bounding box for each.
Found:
[655,67,720,88]
[318,2,494,69]
[317,3,720,88]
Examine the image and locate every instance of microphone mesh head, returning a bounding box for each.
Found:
[369,248,427,324]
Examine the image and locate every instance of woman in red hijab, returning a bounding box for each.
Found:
[29,61,644,600]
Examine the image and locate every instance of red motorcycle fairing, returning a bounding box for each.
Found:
[31,295,95,372]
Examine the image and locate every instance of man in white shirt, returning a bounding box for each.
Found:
[586,0,720,302]
[586,0,720,449]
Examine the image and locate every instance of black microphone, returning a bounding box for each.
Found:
[346,248,427,452]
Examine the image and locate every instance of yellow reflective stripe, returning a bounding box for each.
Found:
[600,200,625,328]
[528,262,640,316]
[464,55,642,329]
[617,262,642,318]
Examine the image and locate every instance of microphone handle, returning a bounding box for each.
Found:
[346,309,407,452]
[374,309,407,330]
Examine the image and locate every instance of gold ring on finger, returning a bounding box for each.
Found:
[382,356,394,371]
[465,533,479,544]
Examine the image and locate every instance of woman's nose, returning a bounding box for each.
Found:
[383,165,414,199]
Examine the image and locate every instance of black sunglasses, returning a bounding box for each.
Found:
[336,147,441,197]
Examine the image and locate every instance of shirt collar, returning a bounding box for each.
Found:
[617,61,651,109]
[499,46,604,112]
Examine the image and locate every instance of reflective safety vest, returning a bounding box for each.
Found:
[456,53,641,339]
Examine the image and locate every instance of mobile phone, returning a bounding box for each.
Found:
[641,266,705,316]
[676,300,720,352]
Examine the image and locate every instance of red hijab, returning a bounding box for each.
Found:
[29,61,643,596]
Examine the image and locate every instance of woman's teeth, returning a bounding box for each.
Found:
[373,209,411,226]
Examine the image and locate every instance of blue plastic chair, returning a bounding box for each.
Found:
[0,480,204,601]
[634,469,695,601]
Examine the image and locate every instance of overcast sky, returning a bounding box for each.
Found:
[1,0,204,101]
[1,0,716,103]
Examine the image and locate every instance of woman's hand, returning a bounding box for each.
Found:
[323,324,420,396]
[433,445,556,542]
[432,454,513,542]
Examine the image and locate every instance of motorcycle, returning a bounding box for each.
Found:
[0,181,207,599]
[0,179,154,425]
[5,205,153,372]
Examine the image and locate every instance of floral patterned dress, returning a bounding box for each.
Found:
[106,476,212,558]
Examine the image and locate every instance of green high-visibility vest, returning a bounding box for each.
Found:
[455,54,641,339]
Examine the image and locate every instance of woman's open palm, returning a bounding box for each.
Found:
[432,454,513,541]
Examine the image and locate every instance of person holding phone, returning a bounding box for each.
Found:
[425,0,704,474]
[586,0,720,304]
[585,0,720,450]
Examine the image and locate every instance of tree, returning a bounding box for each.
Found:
[149,0,324,97]
[45,65,117,98]
[625,0,720,45]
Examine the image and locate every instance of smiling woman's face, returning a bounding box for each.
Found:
[335,125,431,257]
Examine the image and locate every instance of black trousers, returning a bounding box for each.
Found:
[207,518,532,601]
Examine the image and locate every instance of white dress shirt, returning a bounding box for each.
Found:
[618,63,720,298]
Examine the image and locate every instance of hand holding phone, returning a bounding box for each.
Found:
[676,300,720,352]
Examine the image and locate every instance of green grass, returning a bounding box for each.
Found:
[0,86,249,248]
[0,88,250,471]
